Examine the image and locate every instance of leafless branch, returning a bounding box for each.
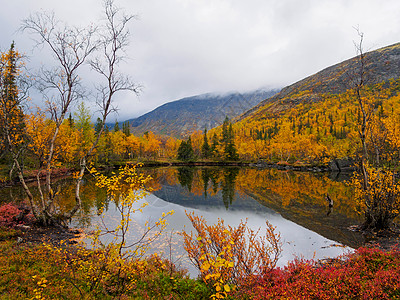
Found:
[19,10,97,224]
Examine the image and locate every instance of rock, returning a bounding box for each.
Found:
[337,158,356,172]
[16,224,31,230]
[329,160,340,172]
[329,158,356,172]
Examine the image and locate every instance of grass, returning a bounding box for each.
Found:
[0,227,210,299]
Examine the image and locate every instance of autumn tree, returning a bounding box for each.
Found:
[14,0,139,225]
[0,43,29,178]
[182,211,282,295]
[143,131,161,160]
[164,136,179,158]
[24,110,55,168]
[18,9,97,224]
[125,134,141,158]
[348,29,372,182]
[57,118,79,165]
[74,0,141,220]
[349,29,400,230]
[110,130,127,159]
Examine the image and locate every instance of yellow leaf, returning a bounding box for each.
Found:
[202,262,210,271]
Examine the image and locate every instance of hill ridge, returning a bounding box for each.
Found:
[239,42,400,121]
[128,89,280,138]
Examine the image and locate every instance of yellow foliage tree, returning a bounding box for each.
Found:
[143,131,161,160]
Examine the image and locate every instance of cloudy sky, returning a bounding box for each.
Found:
[1,0,400,121]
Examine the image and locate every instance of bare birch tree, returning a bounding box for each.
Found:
[13,0,138,225]
[349,28,400,230]
[71,0,141,219]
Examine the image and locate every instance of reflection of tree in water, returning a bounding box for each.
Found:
[201,168,210,199]
[177,167,194,192]
[57,177,103,228]
[221,167,239,209]
[198,167,239,208]
[210,169,219,194]
[94,182,108,216]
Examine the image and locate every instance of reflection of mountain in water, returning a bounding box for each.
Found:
[153,183,279,216]
[245,189,364,249]
[149,167,365,249]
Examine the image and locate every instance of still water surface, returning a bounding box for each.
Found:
[83,166,364,275]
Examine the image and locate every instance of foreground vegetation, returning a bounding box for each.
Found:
[0,233,209,299]
[1,224,400,299]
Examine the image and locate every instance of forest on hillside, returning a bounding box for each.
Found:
[2,72,400,177]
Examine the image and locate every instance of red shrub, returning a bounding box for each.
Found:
[0,203,22,227]
[238,247,400,300]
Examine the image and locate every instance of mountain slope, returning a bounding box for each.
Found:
[128,89,279,138]
[226,42,400,162]
[240,43,400,121]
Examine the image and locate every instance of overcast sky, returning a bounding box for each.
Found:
[1,0,400,121]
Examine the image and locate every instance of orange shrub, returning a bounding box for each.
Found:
[181,211,282,297]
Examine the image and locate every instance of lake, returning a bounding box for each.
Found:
[1,166,364,276]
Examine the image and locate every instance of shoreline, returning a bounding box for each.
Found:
[0,158,355,187]
[135,159,355,174]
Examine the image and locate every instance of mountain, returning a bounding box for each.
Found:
[224,42,400,162]
[128,89,279,137]
[239,43,400,122]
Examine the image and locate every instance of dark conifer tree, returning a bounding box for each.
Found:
[122,121,130,136]
[210,132,219,157]
[68,113,74,128]
[113,121,120,132]
[201,127,211,158]
[0,42,26,163]
[94,117,103,135]
[225,123,238,160]
[220,117,238,161]
[177,137,194,161]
